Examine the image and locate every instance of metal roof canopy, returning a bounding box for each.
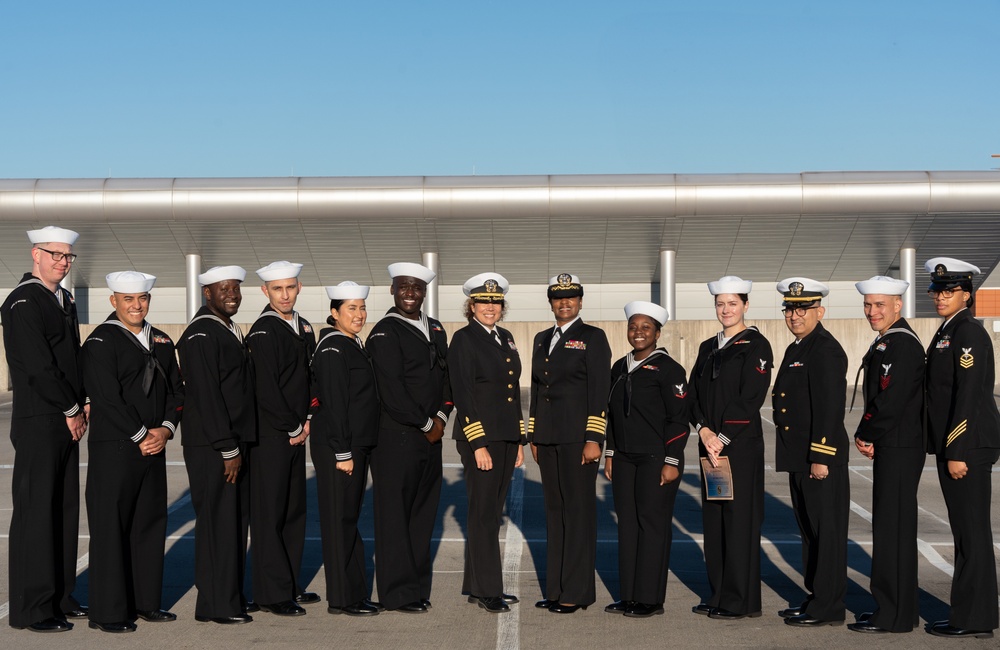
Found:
[1,172,999,292]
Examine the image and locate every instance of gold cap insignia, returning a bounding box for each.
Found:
[790,282,803,296]
[557,273,572,286]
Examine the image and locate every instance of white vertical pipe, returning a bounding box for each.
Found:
[186,254,202,322]
[660,249,676,321]
[900,247,916,318]
[422,251,439,320]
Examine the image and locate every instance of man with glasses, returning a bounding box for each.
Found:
[2,226,89,633]
[772,277,849,628]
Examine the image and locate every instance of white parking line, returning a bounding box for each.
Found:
[497,466,525,650]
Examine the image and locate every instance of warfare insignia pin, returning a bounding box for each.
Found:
[960,348,974,369]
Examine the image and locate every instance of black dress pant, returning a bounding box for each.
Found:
[937,456,999,631]
[787,465,849,622]
[536,441,598,606]
[868,445,924,632]
[250,436,307,604]
[312,442,372,608]
[183,445,250,618]
[457,439,518,598]
[612,451,680,606]
[370,429,442,609]
[8,414,83,627]
[86,439,167,624]
[700,435,764,615]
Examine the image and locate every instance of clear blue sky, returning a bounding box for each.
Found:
[1,1,997,178]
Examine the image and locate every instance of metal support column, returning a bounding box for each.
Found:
[900,247,916,318]
[422,251,439,320]
[186,254,202,322]
[659,249,676,320]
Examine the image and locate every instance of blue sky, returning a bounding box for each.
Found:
[1,1,997,178]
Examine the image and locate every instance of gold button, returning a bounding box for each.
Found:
[506,358,511,362]
[784,426,789,431]
[507,397,513,402]
[508,370,514,375]
[507,384,513,389]
[781,393,786,397]
[781,408,786,413]
[545,358,549,362]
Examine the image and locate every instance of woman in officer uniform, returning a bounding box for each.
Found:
[310,281,381,617]
[924,258,1000,639]
[603,301,690,618]
[689,277,772,620]
[449,273,525,614]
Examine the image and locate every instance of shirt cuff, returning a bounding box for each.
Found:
[221,447,240,460]
[335,451,353,461]
[289,423,303,438]
[162,421,176,435]
[604,449,615,458]
[131,426,148,443]
[64,403,81,417]
[664,455,680,466]
[717,433,731,446]
[421,418,434,433]
[435,410,448,423]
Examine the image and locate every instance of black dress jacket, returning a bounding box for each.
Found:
[311,329,380,459]
[246,308,316,438]
[855,317,925,448]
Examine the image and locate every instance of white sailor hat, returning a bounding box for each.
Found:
[777,277,829,306]
[256,261,303,282]
[198,265,246,286]
[106,271,156,294]
[547,273,584,299]
[924,257,980,290]
[707,275,752,295]
[326,281,370,300]
[27,226,79,246]
[624,300,669,326]
[388,262,436,284]
[855,275,909,296]
[463,273,509,301]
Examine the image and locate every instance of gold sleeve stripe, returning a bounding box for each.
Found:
[810,443,837,456]
[946,420,967,447]
[586,416,607,436]
[520,419,527,437]
[466,430,486,442]
[463,422,485,442]
[527,417,535,433]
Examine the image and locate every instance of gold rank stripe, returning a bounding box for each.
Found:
[586,416,607,435]
[463,422,485,442]
[519,419,527,437]
[527,417,535,433]
[810,442,837,455]
[946,420,967,447]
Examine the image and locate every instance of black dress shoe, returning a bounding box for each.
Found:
[64,606,89,618]
[625,602,664,618]
[395,601,428,614]
[692,603,714,616]
[535,599,558,609]
[928,624,994,639]
[89,620,137,633]
[476,596,510,613]
[778,606,805,618]
[605,600,632,614]
[194,614,253,624]
[549,603,586,614]
[135,609,176,622]
[420,598,432,609]
[364,599,386,612]
[328,601,379,616]
[857,611,873,623]
[259,601,306,616]
[784,614,843,627]
[243,601,260,613]
[22,617,73,633]
[467,594,519,605]
[847,622,890,633]
[295,592,321,604]
[710,608,762,620]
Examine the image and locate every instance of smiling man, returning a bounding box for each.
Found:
[81,271,183,632]
[177,265,256,625]
[847,276,925,635]
[2,226,88,633]
[772,277,849,628]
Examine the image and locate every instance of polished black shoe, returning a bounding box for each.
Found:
[467,593,519,605]
[21,617,73,633]
[295,592,321,604]
[784,614,843,627]
[549,603,586,614]
[364,599,386,612]
[194,614,253,624]
[395,601,428,614]
[328,601,379,616]
[692,603,714,616]
[89,620,137,633]
[710,608,762,620]
[259,601,306,616]
[778,606,805,618]
[242,601,260,613]
[625,602,664,618]
[135,609,176,622]
[420,598,432,609]
[928,623,994,639]
[847,622,890,634]
[476,597,510,613]
[63,606,89,619]
[605,600,632,614]
[857,611,873,623]
[535,599,558,609]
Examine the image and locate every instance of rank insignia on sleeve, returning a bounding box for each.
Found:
[564,340,586,350]
[674,384,687,398]
[880,363,891,390]
[960,348,974,369]
[756,359,768,374]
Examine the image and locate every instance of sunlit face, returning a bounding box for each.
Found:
[391,276,426,318]
[262,278,301,317]
[550,296,582,326]
[203,280,242,319]
[110,292,150,332]
[862,294,902,335]
[928,288,970,320]
[714,293,748,329]
[32,242,74,286]
[332,299,367,335]
[472,300,502,328]
[783,303,824,340]
[627,314,660,355]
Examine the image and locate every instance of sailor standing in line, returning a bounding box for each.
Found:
[529,274,611,614]
[81,271,184,632]
[366,262,453,613]
[923,258,1000,640]
[245,261,320,616]
[176,265,256,625]
[847,276,925,635]
[772,278,850,628]
[2,226,89,633]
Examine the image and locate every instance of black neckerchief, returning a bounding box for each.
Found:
[104,315,166,395]
[700,327,755,380]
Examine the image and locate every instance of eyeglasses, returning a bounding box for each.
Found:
[37,247,78,263]
[927,289,961,299]
[782,306,818,318]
